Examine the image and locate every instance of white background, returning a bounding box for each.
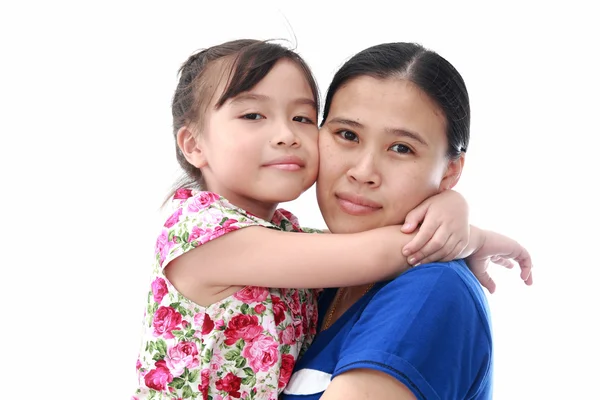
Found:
[1,1,598,398]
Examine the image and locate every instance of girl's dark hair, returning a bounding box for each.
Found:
[322,42,470,159]
[170,39,319,194]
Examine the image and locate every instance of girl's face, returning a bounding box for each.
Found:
[182,59,319,219]
[317,76,464,234]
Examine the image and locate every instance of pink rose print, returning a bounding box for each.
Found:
[210,350,225,371]
[224,314,262,345]
[308,300,318,335]
[294,320,304,340]
[207,224,239,242]
[290,290,302,316]
[188,225,209,243]
[151,277,168,303]
[136,358,142,370]
[152,306,182,339]
[164,208,183,228]
[201,208,227,225]
[187,192,220,213]
[173,188,193,200]
[192,312,215,335]
[234,286,269,303]
[242,334,279,373]
[271,296,288,326]
[155,230,170,265]
[279,324,296,345]
[278,353,296,388]
[198,369,210,400]
[214,319,225,330]
[166,341,199,377]
[215,372,242,398]
[221,218,238,229]
[254,304,266,314]
[144,360,173,391]
[273,209,302,231]
[193,312,204,326]
[202,314,215,335]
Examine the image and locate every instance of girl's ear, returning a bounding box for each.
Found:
[177,126,208,168]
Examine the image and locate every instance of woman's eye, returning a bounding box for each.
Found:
[338,130,358,142]
[292,116,315,124]
[242,113,265,120]
[390,144,412,154]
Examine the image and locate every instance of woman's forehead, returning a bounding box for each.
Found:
[328,76,447,139]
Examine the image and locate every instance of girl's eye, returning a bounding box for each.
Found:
[292,116,315,124]
[390,143,413,154]
[241,113,265,120]
[337,130,358,142]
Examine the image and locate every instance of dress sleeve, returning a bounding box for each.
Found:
[333,262,493,400]
[156,191,275,270]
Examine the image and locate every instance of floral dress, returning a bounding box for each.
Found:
[133,189,320,400]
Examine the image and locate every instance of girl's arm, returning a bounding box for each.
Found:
[398,190,534,293]
[165,191,471,291]
[459,226,534,293]
[166,225,419,289]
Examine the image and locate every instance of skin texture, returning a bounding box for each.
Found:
[178,59,320,220]
[166,63,431,307]
[317,76,464,400]
[317,76,464,235]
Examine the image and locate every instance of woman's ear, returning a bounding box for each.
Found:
[177,126,208,168]
[439,153,465,191]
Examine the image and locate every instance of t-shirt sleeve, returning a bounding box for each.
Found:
[332,263,492,400]
[156,192,275,269]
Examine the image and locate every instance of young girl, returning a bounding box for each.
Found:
[132,39,526,400]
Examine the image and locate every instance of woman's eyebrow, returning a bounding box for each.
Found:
[328,116,428,146]
[327,117,364,129]
[385,127,428,146]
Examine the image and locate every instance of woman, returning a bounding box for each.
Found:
[281,42,527,399]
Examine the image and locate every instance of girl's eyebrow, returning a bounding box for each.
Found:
[230,93,316,110]
[229,93,270,105]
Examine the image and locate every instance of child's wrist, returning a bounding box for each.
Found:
[463,225,485,257]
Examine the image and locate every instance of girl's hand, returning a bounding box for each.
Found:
[401,190,469,266]
[461,226,533,294]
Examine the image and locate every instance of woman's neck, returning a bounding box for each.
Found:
[326,283,374,328]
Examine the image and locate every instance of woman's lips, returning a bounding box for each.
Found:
[335,192,382,216]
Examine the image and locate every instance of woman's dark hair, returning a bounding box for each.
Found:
[322,42,469,159]
[170,39,319,193]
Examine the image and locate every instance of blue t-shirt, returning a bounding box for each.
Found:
[281,260,493,400]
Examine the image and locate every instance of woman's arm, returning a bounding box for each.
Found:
[321,369,415,400]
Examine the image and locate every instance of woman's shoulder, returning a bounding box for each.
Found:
[392,259,478,290]
[372,260,489,317]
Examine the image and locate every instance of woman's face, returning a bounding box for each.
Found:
[316,76,464,234]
